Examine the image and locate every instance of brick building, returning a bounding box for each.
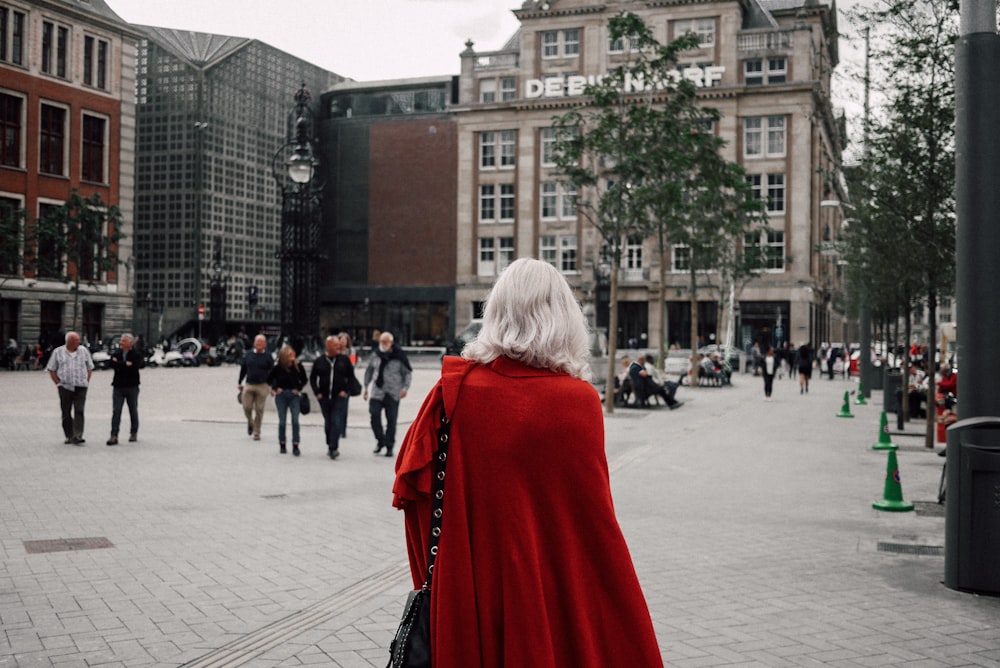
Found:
[0,0,139,349]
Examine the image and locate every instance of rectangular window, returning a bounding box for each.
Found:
[744,230,785,272]
[542,29,581,58]
[478,237,495,276]
[672,244,690,272]
[479,132,496,169]
[626,235,643,269]
[563,29,580,55]
[479,79,496,104]
[542,31,559,58]
[0,8,7,63]
[540,235,557,265]
[498,237,514,272]
[745,57,787,86]
[10,9,24,65]
[479,185,496,222]
[746,174,762,203]
[37,202,62,279]
[82,114,106,182]
[744,116,785,158]
[540,127,557,166]
[42,22,69,77]
[499,130,515,168]
[540,182,576,220]
[0,196,21,275]
[766,174,785,213]
[500,77,516,101]
[39,104,66,176]
[84,36,110,89]
[609,35,638,53]
[0,92,22,168]
[560,235,577,272]
[499,184,515,221]
[41,22,53,73]
[674,18,715,48]
[766,116,786,156]
[540,182,558,218]
[743,117,762,158]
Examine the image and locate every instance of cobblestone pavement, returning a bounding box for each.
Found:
[1,359,999,667]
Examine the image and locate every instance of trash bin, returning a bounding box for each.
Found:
[883,368,902,412]
[944,416,1000,594]
[868,363,884,391]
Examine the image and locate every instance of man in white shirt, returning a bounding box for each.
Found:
[46,331,95,445]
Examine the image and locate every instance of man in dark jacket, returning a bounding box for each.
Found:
[238,334,273,441]
[106,333,143,445]
[310,335,356,459]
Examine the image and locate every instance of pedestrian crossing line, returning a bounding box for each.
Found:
[180,562,411,667]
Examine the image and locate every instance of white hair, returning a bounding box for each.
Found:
[463,258,592,380]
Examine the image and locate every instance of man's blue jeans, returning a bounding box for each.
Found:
[319,395,347,451]
[369,394,400,450]
[111,386,139,436]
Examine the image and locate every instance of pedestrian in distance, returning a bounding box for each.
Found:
[392,258,663,667]
[762,345,776,401]
[107,333,143,445]
[363,331,411,457]
[238,334,273,441]
[268,345,308,456]
[796,342,813,394]
[46,331,94,445]
[309,335,356,460]
[337,331,355,438]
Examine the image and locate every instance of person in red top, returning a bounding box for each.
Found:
[392,258,663,667]
[938,364,958,396]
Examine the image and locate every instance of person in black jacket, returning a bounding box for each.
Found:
[268,345,308,456]
[107,333,143,445]
[309,335,357,460]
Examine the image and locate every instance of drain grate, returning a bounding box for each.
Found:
[24,537,114,554]
[877,541,944,556]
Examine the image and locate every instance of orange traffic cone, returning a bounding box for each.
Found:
[872,449,914,512]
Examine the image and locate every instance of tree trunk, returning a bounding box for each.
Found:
[604,259,621,414]
[924,289,938,449]
[688,264,699,388]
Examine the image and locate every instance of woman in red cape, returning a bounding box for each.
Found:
[392,258,663,667]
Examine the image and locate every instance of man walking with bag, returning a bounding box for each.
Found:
[364,331,411,457]
[238,334,272,441]
[310,335,356,460]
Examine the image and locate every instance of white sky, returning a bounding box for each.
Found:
[105,0,523,81]
[106,0,869,148]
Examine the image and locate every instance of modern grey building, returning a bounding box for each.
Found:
[132,27,343,341]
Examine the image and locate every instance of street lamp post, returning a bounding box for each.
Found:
[272,83,325,351]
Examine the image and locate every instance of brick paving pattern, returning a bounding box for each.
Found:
[1,360,998,666]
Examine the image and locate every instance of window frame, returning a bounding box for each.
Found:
[743,115,785,159]
[0,90,25,168]
[541,29,582,59]
[0,7,27,66]
[81,112,108,183]
[39,101,68,176]
[83,35,110,90]
[674,18,715,48]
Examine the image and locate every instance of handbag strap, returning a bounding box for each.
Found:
[422,405,450,590]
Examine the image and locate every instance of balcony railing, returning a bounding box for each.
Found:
[737,30,794,52]
[474,52,519,70]
[620,267,649,283]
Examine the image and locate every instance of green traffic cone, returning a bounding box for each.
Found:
[872,411,897,451]
[872,449,914,512]
[836,390,854,418]
[855,380,867,405]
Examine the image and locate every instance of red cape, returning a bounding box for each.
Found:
[393,356,663,667]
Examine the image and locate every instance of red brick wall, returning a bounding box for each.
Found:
[368,118,457,286]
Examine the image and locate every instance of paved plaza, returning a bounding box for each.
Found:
[2,358,999,667]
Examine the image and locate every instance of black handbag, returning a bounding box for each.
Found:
[299,392,311,415]
[387,406,451,668]
[348,373,362,397]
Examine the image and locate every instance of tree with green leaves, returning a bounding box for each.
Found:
[553,12,766,410]
[846,0,956,446]
[30,190,125,332]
